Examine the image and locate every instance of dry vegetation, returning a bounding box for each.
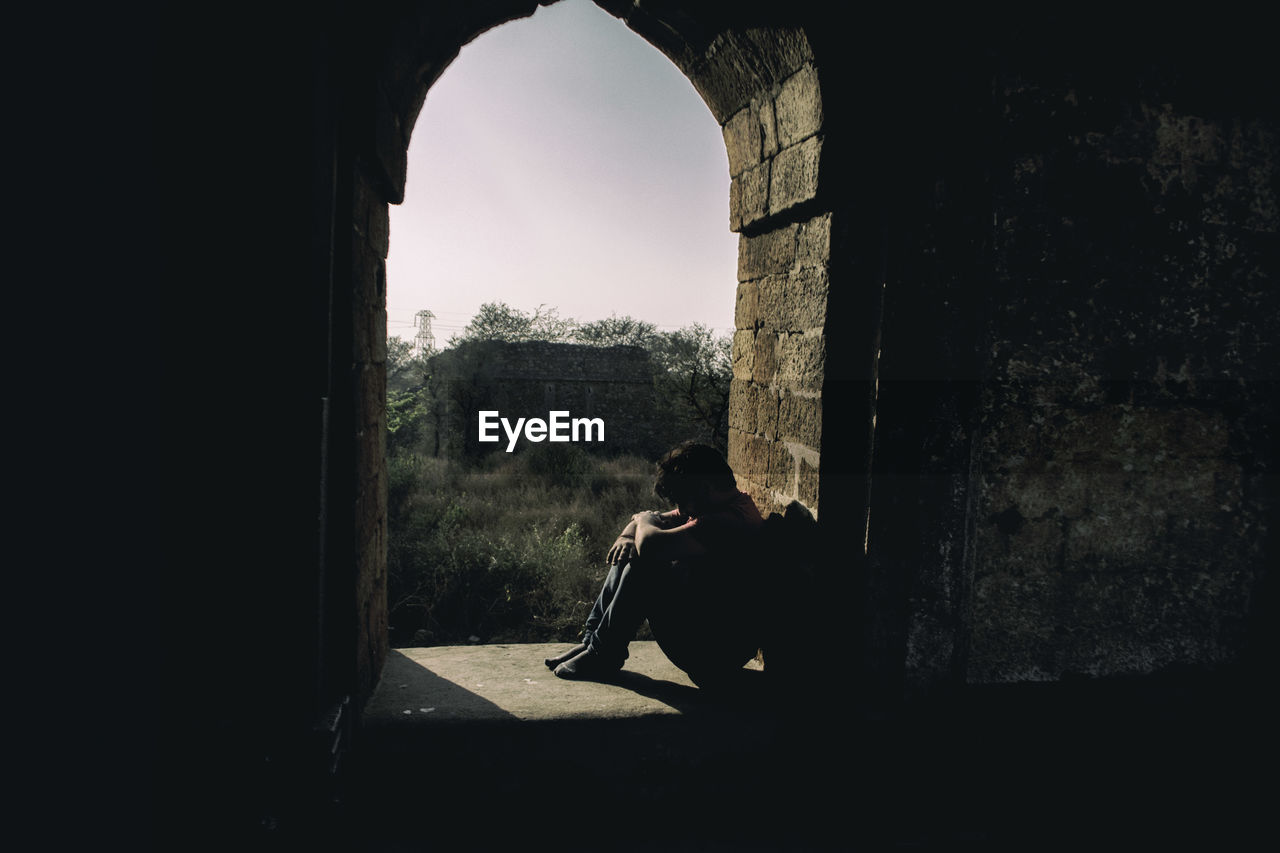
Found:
[387,444,659,647]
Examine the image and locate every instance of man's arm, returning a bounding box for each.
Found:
[632,511,708,561]
[607,510,685,565]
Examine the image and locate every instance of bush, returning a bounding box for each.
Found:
[519,442,595,489]
[386,449,656,647]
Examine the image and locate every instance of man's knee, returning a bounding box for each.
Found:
[613,560,646,594]
[621,551,664,577]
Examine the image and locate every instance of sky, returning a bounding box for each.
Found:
[385,0,738,348]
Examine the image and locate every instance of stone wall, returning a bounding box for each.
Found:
[695,29,832,519]
[430,340,669,457]
[729,214,831,518]
[849,24,1279,696]
[351,160,393,703]
[965,76,1276,683]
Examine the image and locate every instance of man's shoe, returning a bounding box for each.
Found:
[553,648,622,681]
[544,643,587,670]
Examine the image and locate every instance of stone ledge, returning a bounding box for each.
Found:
[364,642,769,728]
[346,646,1268,850]
[353,643,786,847]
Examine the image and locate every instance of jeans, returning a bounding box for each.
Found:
[581,554,759,684]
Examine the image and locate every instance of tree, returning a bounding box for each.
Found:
[386,387,429,454]
[571,315,731,451]
[387,335,426,393]
[396,303,734,457]
[572,314,659,349]
[448,302,575,346]
[649,324,732,452]
[421,340,505,459]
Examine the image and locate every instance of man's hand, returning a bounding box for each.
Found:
[607,536,637,566]
[610,510,677,564]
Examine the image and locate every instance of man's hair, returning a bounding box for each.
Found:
[653,441,736,504]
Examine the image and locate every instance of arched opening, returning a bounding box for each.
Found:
[381,0,738,649]
[386,1,737,352]
[340,0,864,711]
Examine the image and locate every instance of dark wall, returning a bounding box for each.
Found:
[968,56,1275,684]
[817,12,1278,699]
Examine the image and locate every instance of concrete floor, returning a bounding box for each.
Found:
[364,641,765,724]
[273,643,1270,851]
[352,643,834,850]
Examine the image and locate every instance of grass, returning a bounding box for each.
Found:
[386,444,659,647]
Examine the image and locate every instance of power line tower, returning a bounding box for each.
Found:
[413,310,437,357]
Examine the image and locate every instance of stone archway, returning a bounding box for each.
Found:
[153,6,1278,844]
[340,0,871,703]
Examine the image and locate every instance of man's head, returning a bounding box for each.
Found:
[653,441,736,516]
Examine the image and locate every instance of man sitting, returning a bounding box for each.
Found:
[544,441,765,687]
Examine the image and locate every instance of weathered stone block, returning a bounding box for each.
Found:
[735,477,774,519]
[965,572,1059,682]
[371,308,389,364]
[759,268,829,332]
[778,391,821,447]
[353,170,390,259]
[757,94,779,161]
[990,464,1090,520]
[753,331,779,384]
[368,193,389,260]
[749,435,774,487]
[1062,407,1230,461]
[754,275,788,333]
[769,135,822,215]
[966,565,1253,684]
[722,105,761,177]
[729,430,773,485]
[797,455,820,509]
[987,515,1067,577]
[351,236,387,364]
[354,362,387,479]
[786,266,829,331]
[753,487,789,521]
[734,279,759,331]
[372,82,408,205]
[728,381,783,442]
[691,28,815,122]
[1063,465,1226,570]
[775,64,823,148]
[738,224,797,281]
[729,378,756,434]
[778,332,825,391]
[755,387,780,440]
[727,427,749,479]
[731,330,755,380]
[769,440,795,495]
[729,162,770,232]
[795,213,832,270]
[352,171,376,244]
[984,406,1236,537]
